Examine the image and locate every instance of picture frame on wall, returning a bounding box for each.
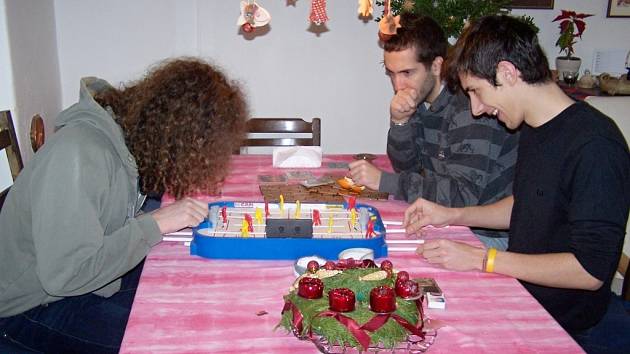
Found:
[608,0,630,18]
[510,0,554,9]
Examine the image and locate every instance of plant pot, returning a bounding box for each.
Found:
[556,56,581,81]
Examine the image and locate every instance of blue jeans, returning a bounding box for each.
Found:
[570,294,630,354]
[0,260,144,353]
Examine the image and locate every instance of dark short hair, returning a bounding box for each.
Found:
[447,15,551,88]
[383,13,447,67]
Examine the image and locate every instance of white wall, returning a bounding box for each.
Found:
[49,0,630,154]
[55,0,391,154]
[4,0,61,162]
[513,0,630,75]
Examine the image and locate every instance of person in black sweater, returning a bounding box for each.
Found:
[402,15,630,352]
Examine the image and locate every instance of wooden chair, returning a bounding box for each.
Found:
[238,117,321,153]
[0,110,24,209]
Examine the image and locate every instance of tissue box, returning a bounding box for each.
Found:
[272,146,322,168]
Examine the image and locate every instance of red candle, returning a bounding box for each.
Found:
[395,279,420,299]
[370,286,396,313]
[298,277,324,299]
[328,288,356,312]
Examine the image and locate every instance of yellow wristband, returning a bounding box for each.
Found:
[485,248,497,273]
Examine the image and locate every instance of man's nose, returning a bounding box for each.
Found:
[469,95,487,116]
[392,76,405,92]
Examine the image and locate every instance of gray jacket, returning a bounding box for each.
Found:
[0,78,161,317]
[381,88,519,238]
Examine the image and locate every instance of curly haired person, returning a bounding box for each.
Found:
[0,58,248,353]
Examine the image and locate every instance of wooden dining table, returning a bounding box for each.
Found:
[120,154,583,353]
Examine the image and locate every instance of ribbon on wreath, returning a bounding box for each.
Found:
[284,298,425,350]
[360,299,425,337]
[282,300,304,335]
[317,310,372,350]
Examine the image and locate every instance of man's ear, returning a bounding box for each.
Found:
[431,56,444,76]
[496,61,519,86]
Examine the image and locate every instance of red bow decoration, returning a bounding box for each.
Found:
[283,298,425,350]
[282,300,304,335]
[317,310,372,350]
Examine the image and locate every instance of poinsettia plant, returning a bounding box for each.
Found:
[553,10,593,59]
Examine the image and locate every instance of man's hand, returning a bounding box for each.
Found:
[403,198,458,235]
[348,160,382,190]
[390,88,419,123]
[416,239,486,272]
[151,197,208,234]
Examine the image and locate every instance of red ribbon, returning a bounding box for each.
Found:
[317,310,372,351]
[284,298,426,349]
[360,299,425,338]
[282,300,304,335]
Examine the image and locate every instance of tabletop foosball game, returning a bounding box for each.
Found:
[190,199,388,260]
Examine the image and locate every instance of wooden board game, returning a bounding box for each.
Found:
[190,201,388,260]
[259,184,389,203]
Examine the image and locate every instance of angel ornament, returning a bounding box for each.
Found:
[236,0,271,33]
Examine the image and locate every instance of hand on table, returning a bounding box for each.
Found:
[348,160,382,190]
[403,198,456,236]
[151,197,208,234]
[390,88,419,123]
[416,239,486,272]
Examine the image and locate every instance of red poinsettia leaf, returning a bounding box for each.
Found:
[559,21,570,32]
[575,13,593,19]
[552,10,572,22]
[575,21,586,37]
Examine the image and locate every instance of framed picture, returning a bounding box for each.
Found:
[608,0,630,17]
[510,0,554,9]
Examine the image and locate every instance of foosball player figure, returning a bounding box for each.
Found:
[255,207,263,225]
[241,219,250,237]
[366,216,376,238]
[347,196,357,210]
[313,209,321,226]
[221,206,228,227]
[244,213,254,232]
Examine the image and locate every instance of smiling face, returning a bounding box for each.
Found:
[459,71,524,130]
[384,46,440,104]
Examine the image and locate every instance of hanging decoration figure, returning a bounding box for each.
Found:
[310,0,329,26]
[378,0,400,41]
[358,0,373,17]
[237,0,271,33]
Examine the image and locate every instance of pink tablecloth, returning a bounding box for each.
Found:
[120,155,583,353]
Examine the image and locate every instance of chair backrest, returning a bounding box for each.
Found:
[0,110,24,209]
[239,118,321,152]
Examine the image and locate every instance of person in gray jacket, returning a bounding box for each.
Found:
[0,58,247,353]
[349,14,518,249]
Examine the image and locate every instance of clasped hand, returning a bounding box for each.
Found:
[150,197,208,234]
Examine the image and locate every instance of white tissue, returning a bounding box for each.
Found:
[272,146,322,168]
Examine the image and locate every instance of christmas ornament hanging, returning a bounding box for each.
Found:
[236,0,271,33]
[309,0,329,26]
[358,0,373,17]
[378,0,400,41]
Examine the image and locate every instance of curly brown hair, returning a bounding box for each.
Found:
[95,58,248,199]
